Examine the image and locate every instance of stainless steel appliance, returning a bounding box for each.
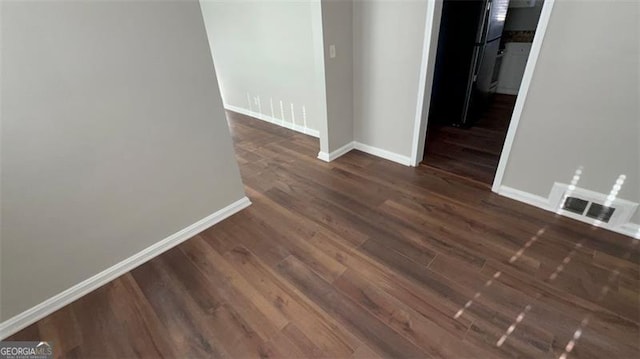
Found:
[428,0,510,127]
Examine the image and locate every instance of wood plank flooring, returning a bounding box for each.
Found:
[423,94,517,185]
[8,110,639,358]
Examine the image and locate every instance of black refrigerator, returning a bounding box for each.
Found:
[428,0,510,127]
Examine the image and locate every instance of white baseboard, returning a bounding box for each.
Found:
[353,142,412,166]
[225,103,410,167]
[317,141,355,162]
[497,185,552,211]
[619,223,640,239]
[224,104,320,138]
[497,185,639,239]
[317,151,331,162]
[317,141,412,167]
[0,197,252,340]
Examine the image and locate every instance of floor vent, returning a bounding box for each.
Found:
[549,183,638,228]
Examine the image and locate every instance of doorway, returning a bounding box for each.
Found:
[417,0,547,186]
[423,93,517,184]
[199,0,329,157]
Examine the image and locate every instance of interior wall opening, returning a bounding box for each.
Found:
[199,1,329,157]
[421,0,544,186]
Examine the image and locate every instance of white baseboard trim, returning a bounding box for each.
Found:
[317,151,331,162]
[497,185,639,239]
[497,185,552,211]
[0,197,252,340]
[619,223,640,239]
[317,141,412,166]
[317,141,355,162]
[353,142,412,166]
[225,103,410,167]
[224,104,320,138]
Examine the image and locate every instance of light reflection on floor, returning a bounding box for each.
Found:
[450,168,637,357]
[557,238,637,359]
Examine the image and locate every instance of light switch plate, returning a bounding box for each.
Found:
[329,45,336,58]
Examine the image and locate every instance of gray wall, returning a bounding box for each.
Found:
[501,0,639,223]
[353,0,428,158]
[1,0,246,320]
[200,0,327,137]
[322,0,354,152]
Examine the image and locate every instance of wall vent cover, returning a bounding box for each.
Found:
[549,182,638,229]
[562,197,589,214]
[586,203,615,223]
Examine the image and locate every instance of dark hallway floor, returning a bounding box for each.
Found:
[422,94,517,186]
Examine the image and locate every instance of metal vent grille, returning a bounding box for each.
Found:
[562,197,589,215]
[586,203,616,223]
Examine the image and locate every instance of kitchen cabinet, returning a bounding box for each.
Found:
[496,42,532,95]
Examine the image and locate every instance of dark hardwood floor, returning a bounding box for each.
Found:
[8,110,639,358]
[423,94,517,186]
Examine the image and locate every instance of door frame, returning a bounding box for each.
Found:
[410,0,556,194]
